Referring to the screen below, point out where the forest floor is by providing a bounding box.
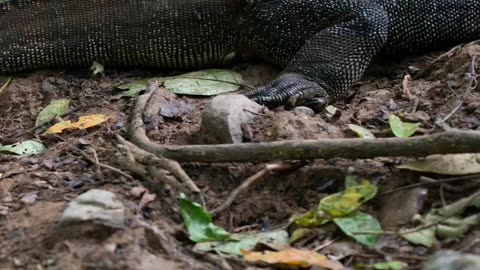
[1,42,479,270]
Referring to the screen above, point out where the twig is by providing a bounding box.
[351,230,398,236]
[314,238,338,252]
[436,100,464,129]
[354,253,426,261]
[439,184,447,207]
[0,76,13,95]
[413,43,465,79]
[399,219,446,235]
[210,162,293,216]
[89,147,104,181]
[381,174,480,196]
[64,139,135,181]
[402,74,414,100]
[436,54,477,129]
[130,129,480,162]
[468,54,479,91]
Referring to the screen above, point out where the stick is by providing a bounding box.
[130,129,480,163]
[210,162,292,216]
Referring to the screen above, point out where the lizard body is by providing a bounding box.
[1,0,479,109]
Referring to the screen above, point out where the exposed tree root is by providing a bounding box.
[116,134,201,199]
[126,82,480,163]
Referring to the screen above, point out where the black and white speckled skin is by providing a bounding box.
[243,0,480,108]
[1,0,480,108]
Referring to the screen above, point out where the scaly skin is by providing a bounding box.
[1,0,479,110]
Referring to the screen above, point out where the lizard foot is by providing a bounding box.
[244,73,329,113]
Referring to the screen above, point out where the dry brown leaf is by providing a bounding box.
[241,248,344,269]
[397,153,480,175]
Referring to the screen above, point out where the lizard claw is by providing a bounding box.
[244,73,329,113]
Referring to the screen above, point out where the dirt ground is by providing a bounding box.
[1,41,479,270]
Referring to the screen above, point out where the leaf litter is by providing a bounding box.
[0,43,480,270]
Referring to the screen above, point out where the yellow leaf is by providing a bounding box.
[294,181,377,227]
[242,248,344,269]
[72,114,109,129]
[44,114,109,134]
[44,120,73,134]
[320,182,377,217]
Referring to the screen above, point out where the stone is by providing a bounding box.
[422,251,480,270]
[198,94,263,144]
[59,189,125,228]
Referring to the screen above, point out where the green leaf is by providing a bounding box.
[0,140,47,155]
[388,115,420,138]
[400,190,480,247]
[436,214,480,239]
[324,105,338,116]
[178,194,231,243]
[400,227,436,247]
[115,79,149,98]
[116,69,243,98]
[35,99,70,127]
[373,261,408,270]
[348,124,375,139]
[163,69,243,95]
[334,212,382,247]
[194,230,288,256]
[289,228,311,244]
[90,61,104,76]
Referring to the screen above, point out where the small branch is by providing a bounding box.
[210,162,293,216]
[381,174,480,196]
[130,129,480,163]
[435,100,464,129]
[436,54,477,130]
[0,76,13,95]
[67,142,135,181]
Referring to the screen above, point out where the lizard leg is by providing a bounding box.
[247,2,389,111]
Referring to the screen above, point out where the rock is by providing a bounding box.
[198,94,263,144]
[20,192,38,205]
[59,189,125,228]
[422,251,480,270]
[293,106,315,117]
